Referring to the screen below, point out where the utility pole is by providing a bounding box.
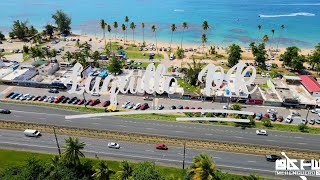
[53,127,61,156]
[83,91,87,108]
[305,107,310,120]
[182,142,186,170]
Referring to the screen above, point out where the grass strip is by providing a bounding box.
[0,120,318,160]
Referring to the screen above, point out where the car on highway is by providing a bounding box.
[309,118,315,125]
[265,155,281,162]
[24,129,41,137]
[122,101,130,108]
[155,143,168,150]
[256,130,268,136]
[267,109,277,114]
[48,88,59,93]
[0,109,11,114]
[140,103,149,110]
[107,142,120,149]
[133,103,141,110]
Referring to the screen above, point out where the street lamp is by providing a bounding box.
[182,142,186,170]
[305,107,310,120]
[53,127,61,156]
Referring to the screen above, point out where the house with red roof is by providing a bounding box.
[299,75,320,97]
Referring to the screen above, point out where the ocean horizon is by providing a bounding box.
[1,0,320,48]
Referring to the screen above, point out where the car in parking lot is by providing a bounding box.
[61,97,69,103]
[155,143,168,150]
[177,105,183,109]
[54,96,65,103]
[0,109,11,114]
[133,103,141,110]
[89,99,100,106]
[316,118,320,124]
[285,115,293,123]
[265,155,281,162]
[9,93,19,99]
[276,116,284,122]
[140,103,149,110]
[267,109,277,114]
[85,99,92,106]
[143,96,153,101]
[309,118,315,125]
[157,105,164,110]
[122,101,130,108]
[48,88,59,93]
[68,97,77,104]
[101,101,110,107]
[33,96,41,101]
[77,99,85,105]
[39,95,47,101]
[170,105,176,110]
[290,111,300,116]
[270,114,277,121]
[107,142,120,149]
[255,113,263,120]
[127,102,135,109]
[256,130,268,136]
[5,92,14,98]
[301,119,308,125]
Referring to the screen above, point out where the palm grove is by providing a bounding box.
[0,136,262,180]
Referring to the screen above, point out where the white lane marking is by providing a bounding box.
[65,120,72,122]
[297,143,307,145]
[145,150,154,152]
[248,161,256,163]
[174,130,184,133]
[12,110,65,117]
[205,133,213,136]
[91,123,100,125]
[118,125,127,128]
[234,136,243,139]
[146,127,155,130]
[39,117,46,120]
[294,137,303,139]
[266,140,276,142]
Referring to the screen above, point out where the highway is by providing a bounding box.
[1,103,320,152]
[0,129,294,179]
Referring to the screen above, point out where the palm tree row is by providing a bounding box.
[256,24,285,51]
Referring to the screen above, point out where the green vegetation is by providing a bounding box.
[121,113,183,121]
[0,31,5,40]
[52,10,72,34]
[227,44,243,66]
[177,78,201,94]
[280,46,306,71]
[108,57,123,75]
[9,20,38,40]
[249,42,267,66]
[258,83,268,88]
[308,43,320,74]
[183,59,204,86]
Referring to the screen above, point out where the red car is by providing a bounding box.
[54,95,65,103]
[184,106,190,109]
[155,144,168,150]
[263,113,270,118]
[140,103,149,110]
[191,107,195,109]
[77,99,85,105]
[89,99,100,106]
[101,101,111,107]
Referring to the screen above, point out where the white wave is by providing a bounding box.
[259,12,315,18]
[272,3,320,6]
[174,9,184,12]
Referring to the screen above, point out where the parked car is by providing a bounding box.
[68,97,77,104]
[263,113,270,118]
[39,95,47,101]
[256,130,268,136]
[184,106,190,110]
[311,108,320,113]
[107,142,120,149]
[85,99,92,106]
[77,99,85,105]
[0,109,11,114]
[27,95,34,101]
[290,112,300,116]
[143,96,153,101]
[265,155,281,162]
[33,96,41,101]
[133,103,141,110]
[48,89,59,93]
[92,92,100,96]
[127,102,135,109]
[255,113,263,120]
[72,99,80,104]
[15,94,23,100]
[170,105,176,110]
[5,92,14,98]
[316,118,320,124]
[140,103,149,110]
[61,97,70,103]
[285,115,293,123]
[157,105,164,110]
[270,114,277,121]
[276,116,284,122]
[177,105,183,109]
[309,118,315,125]
[267,109,277,114]
[101,101,110,107]
[54,96,65,103]
[9,93,19,99]
[122,101,130,108]
[155,144,168,150]
[89,99,100,106]
[301,119,308,125]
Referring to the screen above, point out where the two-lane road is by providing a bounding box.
[1,103,320,152]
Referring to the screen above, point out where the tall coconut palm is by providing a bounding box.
[121,24,126,45]
[270,29,275,50]
[202,20,209,32]
[113,21,118,41]
[107,25,112,52]
[188,153,216,180]
[63,51,73,62]
[130,22,136,45]
[257,25,262,43]
[100,19,106,46]
[181,22,188,48]
[170,24,177,49]
[92,161,115,180]
[117,160,133,180]
[201,34,207,54]
[262,34,269,44]
[62,137,85,165]
[124,16,129,42]
[141,22,145,44]
[151,25,159,56]
[276,25,285,51]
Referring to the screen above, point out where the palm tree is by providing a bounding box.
[202,20,209,32]
[92,161,115,180]
[170,24,177,49]
[117,160,133,180]
[121,24,126,45]
[100,19,106,46]
[125,16,129,42]
[262,34,269,44]
[201,34,207,54]
[107,25,112,52]
[113,21,118,41]
[188,153,216,180]
[62,137,85,165]
[276,25,285,51]
[151,25,159,56]
[130,22,136,45]
[141,22,145,44]
[181,22,188,48]
[0,52,6,60]
[63,51,73,62]
[270,29,275,50]
[257,25,262,43]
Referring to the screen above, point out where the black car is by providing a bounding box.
[85,99,92,106]
[68,97,77,104]
[39,95,47,101]
[61,97,70,103]
[5,92,14,98]
[0,109,11,114]
[48,89,59,93]
[72,99,80,104]
[170,105,176,110]
[177,105,183,109]
[266,155,281,162]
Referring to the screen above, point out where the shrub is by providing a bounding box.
[298,124,308,132]
[261,118,272,127]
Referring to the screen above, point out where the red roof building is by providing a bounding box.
[299,75,320,96]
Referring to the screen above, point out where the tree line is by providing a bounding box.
[0,137,262,180]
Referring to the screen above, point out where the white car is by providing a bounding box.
[256,129,268,136]
[133,103,141,110]
[267,109,277,114]
[301,119,308,125]
[266,73,270,78]
[285,115,293,123]
[126,102,135,109]
[223,105,228,110]
[108,142,120,149]
[261,72,266,77]
[290,112,300,116]
[92,92,100,96]
[121,101,130,108]
[20,94,30,100]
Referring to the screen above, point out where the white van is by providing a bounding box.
[169,53,175,60]
[24,129,41,137]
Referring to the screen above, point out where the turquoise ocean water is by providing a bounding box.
[1,0,320,48]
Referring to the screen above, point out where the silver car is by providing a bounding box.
[108,142,120,149]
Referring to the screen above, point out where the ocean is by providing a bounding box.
[1,0,320,48]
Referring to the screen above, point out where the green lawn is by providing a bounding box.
[177,78,201,94]
[121,113,183,121]
[126,50,163,59]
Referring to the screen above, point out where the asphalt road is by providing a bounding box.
[0,129,303,179]
[1,103,320,152]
